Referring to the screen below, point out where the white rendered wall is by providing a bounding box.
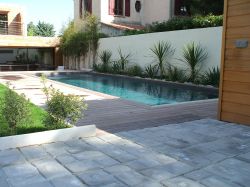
[97,27,223,71]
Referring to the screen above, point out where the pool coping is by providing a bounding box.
[90,71,219,93]
[32,70,218,93]
[25,71,119,100]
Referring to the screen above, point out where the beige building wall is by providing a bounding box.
[0,4,26,36]
[144,0,171,25]
[74,0,172,26]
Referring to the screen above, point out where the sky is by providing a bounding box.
[0,0,74,35]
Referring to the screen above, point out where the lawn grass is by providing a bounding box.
[0,84,48,137]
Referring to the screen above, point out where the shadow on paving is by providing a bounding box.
[0,119,250,187]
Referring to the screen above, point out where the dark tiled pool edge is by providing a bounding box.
[34,71,218,95]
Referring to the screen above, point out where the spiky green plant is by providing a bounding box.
[201,67,220,87]
[145,64,158,78]
[112,61,122,74]
[179,42,208,83]
[150,41,175,79]
[99,50,112,72]
[117,48,131,71]
[126,65,143,76]
[167,65,186,82]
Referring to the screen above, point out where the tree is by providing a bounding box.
[184,0,224,16]
[27,22,37,36]
[27,21,56,37]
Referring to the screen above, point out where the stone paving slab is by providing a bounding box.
[0,119,250,187]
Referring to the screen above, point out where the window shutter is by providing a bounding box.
[125,0,130,17]
[109,0,115,15]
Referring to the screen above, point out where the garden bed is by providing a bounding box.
[0,84,68,137]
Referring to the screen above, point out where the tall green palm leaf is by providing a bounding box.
[99,50,112,72]
[179,42,208,83]
[117,48,131,71]
[150,41,175,79]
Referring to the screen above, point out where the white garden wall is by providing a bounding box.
[97,27,223,72]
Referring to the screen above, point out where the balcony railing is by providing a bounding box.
[0,20,23,35]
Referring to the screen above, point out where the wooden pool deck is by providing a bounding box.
[78,98,218,133]
[0,72,218,133]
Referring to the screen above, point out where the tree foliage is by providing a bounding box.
[60,14,100,67]
[184,0,224,16]
[27,21,56,37]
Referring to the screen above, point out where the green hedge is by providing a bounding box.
[124,15,223,36]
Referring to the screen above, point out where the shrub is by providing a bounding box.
[116,48,132,72]
[93,63,101,72]
[60,14,100,69]
[144,64,158,78]
[111,61,122,74]
[41,76,87,129]
[126,65,143,76]
[150,41,175,79]
[124,29,147,36]
[149,15,223,33]
[98,50,113,73]
[1,84,31,130]
[201,67,220,87]
[166,65,186,82]
[124,15,223,36]
[179,42,208,83]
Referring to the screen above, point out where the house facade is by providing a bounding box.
[0,4,26,36]
[0,4,63,71]
[74,0,186,35]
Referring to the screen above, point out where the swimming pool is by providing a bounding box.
[49,73,218,106]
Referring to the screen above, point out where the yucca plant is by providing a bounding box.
[112,61,122,74]
[201,67,220,87]
[145,64,158,78]
[126,65,143,76]
[179,42,208,83]
[167,65,186,82]
[99,50,112,72]
[117,48,131,71]
[150,41,175,79]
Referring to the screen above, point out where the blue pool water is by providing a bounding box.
[49,73,218,106]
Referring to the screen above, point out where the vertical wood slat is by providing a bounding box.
[218,0,229,120]
[219,0,250,126]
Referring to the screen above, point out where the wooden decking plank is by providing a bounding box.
[77,99,218,132]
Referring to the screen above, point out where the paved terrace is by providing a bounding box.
[0,72,217,133]
[1,119,250,187]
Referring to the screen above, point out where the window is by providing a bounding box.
[174,0,190,16]
[0,14,8,35]
[109,0,130,17]
[79,0,92,18]
[84,0,92,14]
